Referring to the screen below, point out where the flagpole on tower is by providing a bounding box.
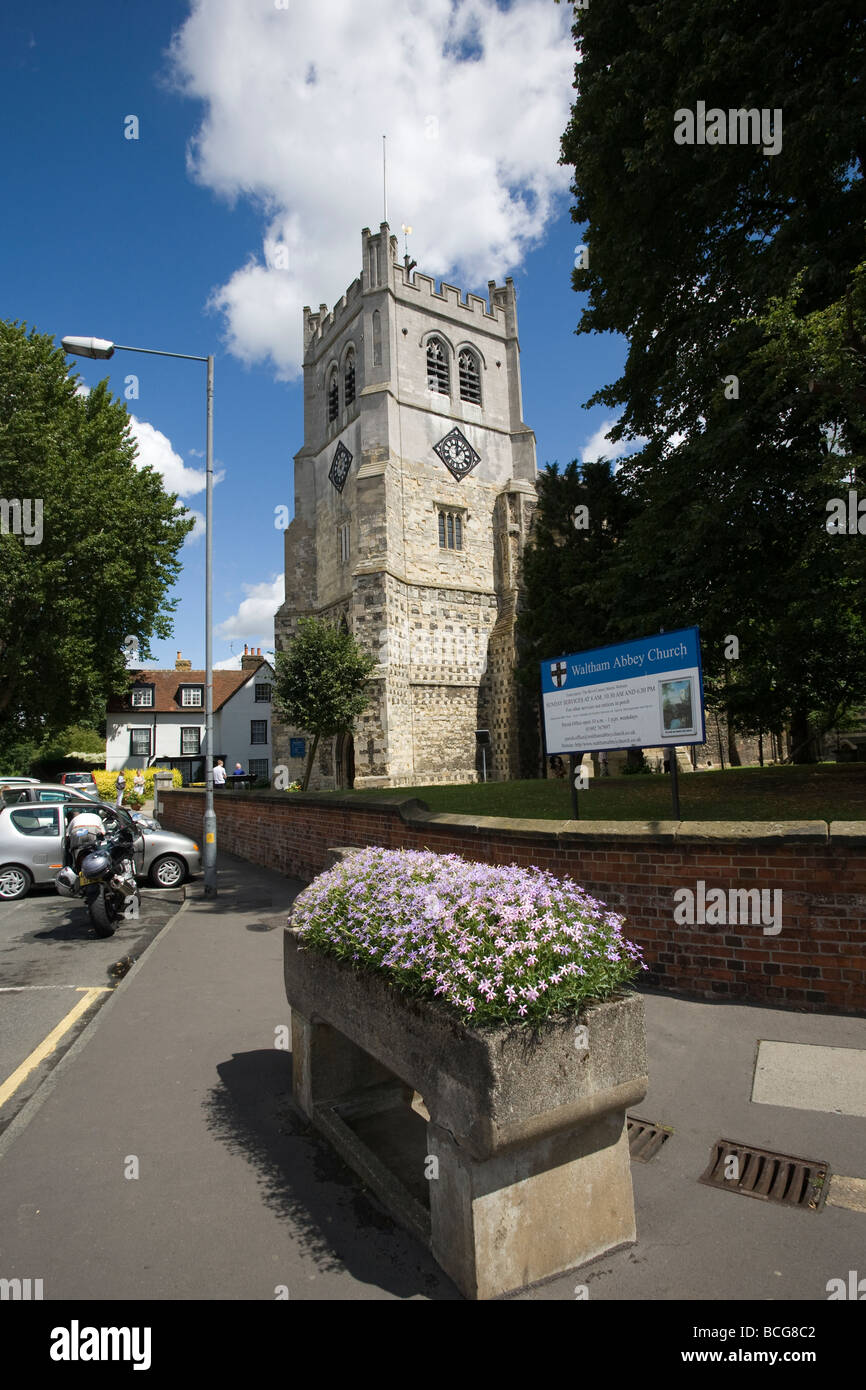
[382,135,387,223]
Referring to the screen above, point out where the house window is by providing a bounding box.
[327,368,339,423]
[181,686,203,707]
[458,348,482,404]
[131,686,153,707]
[344,347,356,407]
[130,728,151,757]
[251,719,268,745]
[427,337,449,393]
[437,508,463,550]
[254,683,272,703]
[180,727,201,755]
[248,758,269,781]
[339,520,350,564]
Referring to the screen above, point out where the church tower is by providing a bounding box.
[272,223,537,789]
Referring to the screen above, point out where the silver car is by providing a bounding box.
[0,782,100,806]
[0,801,202,901]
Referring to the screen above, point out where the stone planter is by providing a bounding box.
[284,924,649,1300]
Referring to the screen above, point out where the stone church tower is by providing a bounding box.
[272,223,537,789]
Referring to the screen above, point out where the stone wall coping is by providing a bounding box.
[161,788,861,847]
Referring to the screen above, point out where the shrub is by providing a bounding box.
[91,767,183,801]
[292,847,647,1029]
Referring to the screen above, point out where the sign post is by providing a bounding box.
[541,628,705,821]
[569,753,580,819]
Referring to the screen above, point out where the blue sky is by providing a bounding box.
[1,0,634,670]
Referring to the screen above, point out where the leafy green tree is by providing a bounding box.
[559,0,866,760]
[518,458,638,666]
[516,458,639,769]
[273,616,375,790]
[0,321,194,742]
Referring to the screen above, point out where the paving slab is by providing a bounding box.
[751,1041,866,1117]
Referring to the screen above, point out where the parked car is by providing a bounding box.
[0,801,201,901]
[0,782,100,805]
[0,776,39,786]
[59,771,99,791]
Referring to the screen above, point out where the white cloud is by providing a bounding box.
[128,416,209,496]
[217,574,284,644]
[126,417,224,544]
[166,0,575,379]
[581,419,648,466]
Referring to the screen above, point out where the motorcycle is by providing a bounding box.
[55,811,141,937]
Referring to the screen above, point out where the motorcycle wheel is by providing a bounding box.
[89,886,118,938]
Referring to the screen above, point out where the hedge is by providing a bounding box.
[92,767,183,804]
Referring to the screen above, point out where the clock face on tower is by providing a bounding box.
[328,441,353,493]
[433,427,480,481]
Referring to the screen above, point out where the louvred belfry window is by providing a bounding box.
[344,348,356,407]
[427,337,449,393]
[459,348,481,404]
[327,370,339,422]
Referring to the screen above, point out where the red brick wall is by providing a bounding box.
[162,791,866,1016]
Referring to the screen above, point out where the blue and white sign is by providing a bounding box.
[541,628,706,756]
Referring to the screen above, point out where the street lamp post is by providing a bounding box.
[61,336,218,895]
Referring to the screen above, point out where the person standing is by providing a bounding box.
[213,758,226,789]
[132,770,145,801]
[115,771,126,807]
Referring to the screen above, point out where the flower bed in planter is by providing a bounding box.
[284,847,650,1299]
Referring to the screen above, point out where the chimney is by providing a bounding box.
[241,643,265,672]
[175,650,192,671]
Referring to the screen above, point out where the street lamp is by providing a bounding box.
[61,335,218,896]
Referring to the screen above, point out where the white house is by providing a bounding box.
[105,647,275,784]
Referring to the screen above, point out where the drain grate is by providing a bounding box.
[627,1115,673,1162]
[699,1139,830,1210]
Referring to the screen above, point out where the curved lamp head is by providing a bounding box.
[61,337,115,360]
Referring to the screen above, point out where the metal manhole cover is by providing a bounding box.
[627,1115,673,1162]
[699,1139,830,1210]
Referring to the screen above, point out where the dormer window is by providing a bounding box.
[459,348,482,404]
[327,368,339,423]
[427,337,449,394]
[344,347,356,407]
[131,684,153,708]
[180,686,203,707]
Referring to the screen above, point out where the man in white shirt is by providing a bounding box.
[213,759,226,788]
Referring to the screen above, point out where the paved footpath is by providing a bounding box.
[0,850,863,1301]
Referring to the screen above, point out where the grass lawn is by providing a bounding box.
[314,762,866,822]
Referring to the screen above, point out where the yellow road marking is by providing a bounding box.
[0,987,111,1110]
[827,1175,866,1214]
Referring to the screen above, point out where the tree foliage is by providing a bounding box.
[272,616,375,790]
[559,0,866,759]
[0,321,194,743]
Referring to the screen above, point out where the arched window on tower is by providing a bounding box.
[344,347,356,407]
[458,348,482,404]
[327,368,339,423]
[427,337,449,394]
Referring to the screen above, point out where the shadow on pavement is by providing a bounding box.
[205,1047,459,1300]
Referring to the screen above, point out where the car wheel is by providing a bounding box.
[0,865,33,901]
[149,854,186,889]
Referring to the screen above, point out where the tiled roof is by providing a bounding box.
[106,666,273,715]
